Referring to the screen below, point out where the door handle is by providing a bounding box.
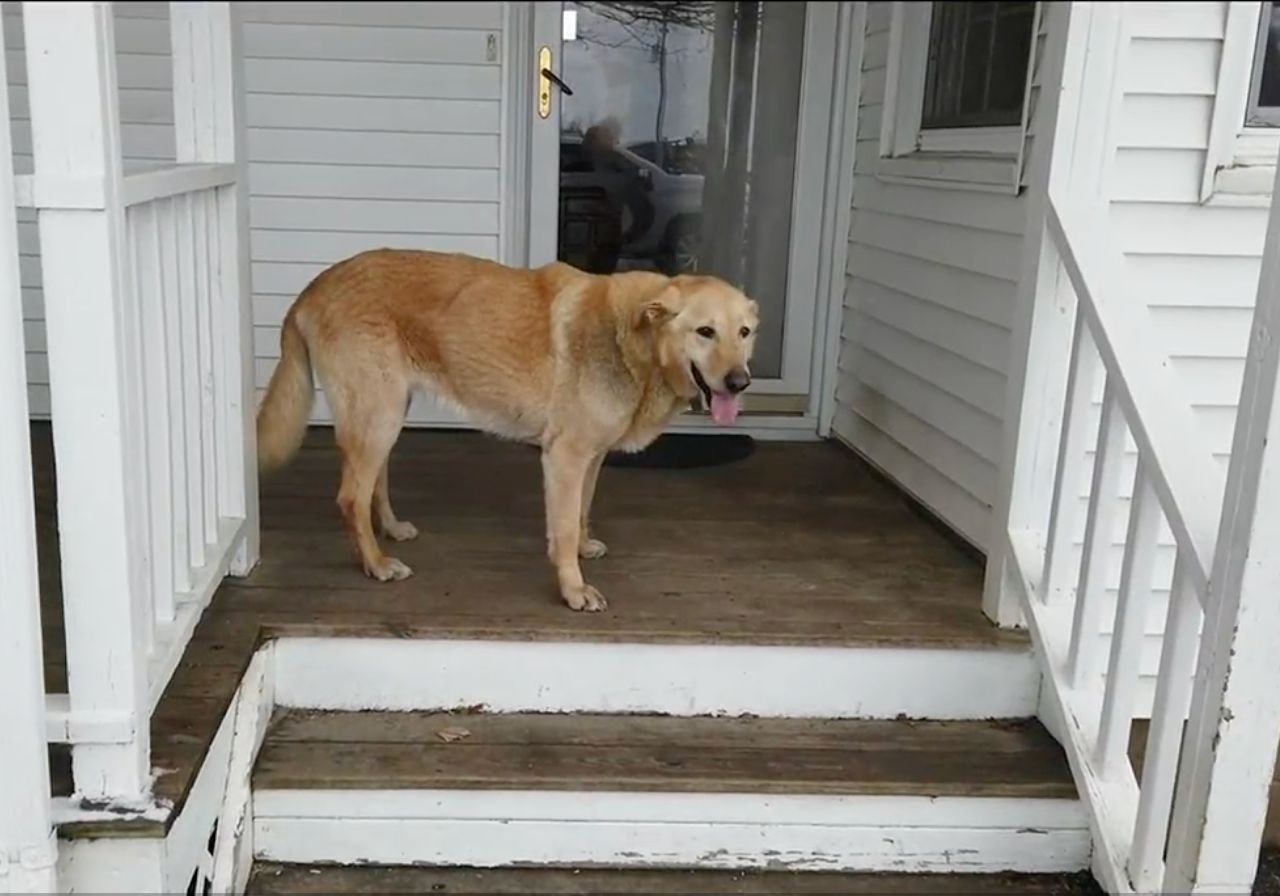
[541,67,573,96]
[537,46,573,119]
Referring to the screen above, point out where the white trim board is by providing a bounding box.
[272,637,1039,720]
[1203,2,1280,202]
[252,789,1090,874]
[816,1,866,438]
[55,645,276,896]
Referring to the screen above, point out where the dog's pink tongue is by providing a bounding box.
[709,391,741,425]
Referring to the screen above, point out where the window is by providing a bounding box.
[879,1,1038,191]
[1248,1,1280,127]
[921,2,1036,131]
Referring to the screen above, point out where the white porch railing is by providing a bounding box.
[993,5,1280,893]
[6,0,258,808]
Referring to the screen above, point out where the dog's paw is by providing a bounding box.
[579,537,608,559]
[367,557,413,582]
[383,520,419,543]
[563,583,607,612]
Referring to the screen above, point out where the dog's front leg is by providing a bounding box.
[542,439,606,612]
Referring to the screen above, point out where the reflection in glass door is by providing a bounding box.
[552,2,808,381]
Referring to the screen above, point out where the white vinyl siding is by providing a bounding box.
[1086,2,1265,707]
[832,1,1045,550]
[15,1,504,427]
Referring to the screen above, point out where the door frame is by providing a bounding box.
[501,1,856,437]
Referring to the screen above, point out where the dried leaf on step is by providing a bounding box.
[436,726,471,743]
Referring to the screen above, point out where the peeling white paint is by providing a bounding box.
[253,790,1091,874]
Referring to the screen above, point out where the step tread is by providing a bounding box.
[247,863,1104,894]
[253,710,1076,799]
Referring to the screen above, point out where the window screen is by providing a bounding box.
[921,2,1035,131]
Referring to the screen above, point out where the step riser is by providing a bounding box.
[252,790,1090,875]
[273,638,1039,719]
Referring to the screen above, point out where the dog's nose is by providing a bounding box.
[724,368,751,394]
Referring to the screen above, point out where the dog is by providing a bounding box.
[254,249,758,612]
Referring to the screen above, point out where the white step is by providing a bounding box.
[251,709,1089,874]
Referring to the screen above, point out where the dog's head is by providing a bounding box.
[638,275,759,425]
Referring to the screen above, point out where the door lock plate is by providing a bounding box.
[538,46,553,119]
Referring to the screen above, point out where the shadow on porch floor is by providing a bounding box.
[34,423,1017,835]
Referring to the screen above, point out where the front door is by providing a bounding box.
[527,1,837,414]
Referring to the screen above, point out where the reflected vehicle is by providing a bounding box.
[557,133,705,275]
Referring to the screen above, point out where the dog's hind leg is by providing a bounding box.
[375,459,418,542]
[578,450,608,559]
[333,390,412,582]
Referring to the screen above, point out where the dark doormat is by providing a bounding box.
[605,433,756,469]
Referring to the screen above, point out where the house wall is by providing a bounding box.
[834,1,1263,701]
[1088,1,1262,689]
[14,1,504,427]
[830,2,1045,549]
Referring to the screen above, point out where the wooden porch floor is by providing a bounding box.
[33,422,1016,833]
[35,422,1017,656]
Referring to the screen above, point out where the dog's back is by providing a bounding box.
[257,249,592,472]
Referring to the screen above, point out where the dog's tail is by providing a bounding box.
[256,306,314,475]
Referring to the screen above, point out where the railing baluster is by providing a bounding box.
[1043,309,1099,604]
[176,192,206,571]
[140,200,176,622]
[159,196,192,593]
[1129,557,1201,891]
[193,189,218,549]
[208,183,230,519]
[124,207,154,659]
[1067,381,1126,687]
[1096,459,1161,773]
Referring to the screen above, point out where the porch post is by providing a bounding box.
[982,1,1122,626]
[1162,158,1280,895]
[0,7,56,888]
[171,1,259,574]
[23,1,151,799]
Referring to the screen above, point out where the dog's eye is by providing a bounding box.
[696,326,716,339]
[739,327,751,338]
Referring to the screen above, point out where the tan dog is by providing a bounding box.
[255,249,759,611]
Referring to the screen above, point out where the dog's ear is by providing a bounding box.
[638,284,682,328]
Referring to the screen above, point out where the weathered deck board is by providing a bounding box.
[246,862,1105,894]
[253,709,1077,799]
[230,427,1014,648]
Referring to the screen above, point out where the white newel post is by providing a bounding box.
[23,2,151,799]
[1162,160,1280,894]
[0,7,57,889]
[172,1,259,575]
